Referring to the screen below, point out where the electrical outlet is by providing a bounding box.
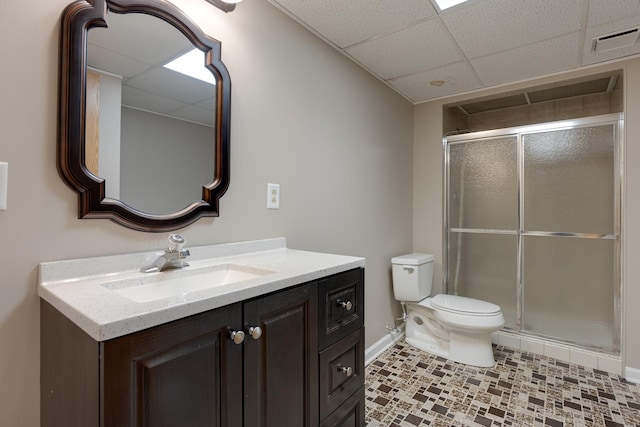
[267,183,280,209]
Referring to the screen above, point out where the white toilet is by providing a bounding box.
[391,253,505,367]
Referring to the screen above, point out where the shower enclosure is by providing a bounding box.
[444,114,622,354]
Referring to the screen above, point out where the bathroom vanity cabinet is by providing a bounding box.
[41,267,365,427]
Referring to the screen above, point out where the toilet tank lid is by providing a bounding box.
[392,253,434,265]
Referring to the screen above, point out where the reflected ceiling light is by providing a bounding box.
[164,49,216,85]
[205,0,241,13]
[433,0,469,11]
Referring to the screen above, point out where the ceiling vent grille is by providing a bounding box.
[592,27,639,53]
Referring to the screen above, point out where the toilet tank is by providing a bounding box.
[391,253,434,302]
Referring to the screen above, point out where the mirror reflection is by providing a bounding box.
[86,11,216,215]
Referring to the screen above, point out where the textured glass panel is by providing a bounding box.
[448,232,518,329]
[449,136,518,230]
[523,125,615,234]
[523,235,615,351]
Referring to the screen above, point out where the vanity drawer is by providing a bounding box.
[319,268,364,348]
[319,387,365,427]
[319,328,364,421]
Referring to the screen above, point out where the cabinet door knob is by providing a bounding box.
[337,300,353,311]
[338,365,353,377]
[229,330,245,344]
[247,326,262,340]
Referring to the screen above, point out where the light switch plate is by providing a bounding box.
[267,183,280,209]
[0,162,7,210]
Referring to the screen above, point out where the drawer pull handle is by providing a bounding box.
[228,330,245,345]
[338,365,353,377]
[337,300,353,311]
[247,326,262,340]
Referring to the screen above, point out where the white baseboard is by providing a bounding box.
[625,366,640,384]
[365,328,405,366]
[365,328,640,384]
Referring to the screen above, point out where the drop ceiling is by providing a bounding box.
[266,0,640,104]
[88,12,216,127]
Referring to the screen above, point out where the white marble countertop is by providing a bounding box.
[38,238,365,341]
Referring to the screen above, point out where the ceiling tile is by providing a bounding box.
[586,0,640,27]
[264,0,640,103]
[88,44,149,78]
[126,68,216,105]
[89,12,192,66]
[169,104,216,127]
[268,0,436,48]
[195,97,216,113]
[389,61,482,103]
[470,32,582,87]
[345,19,462,80]
[441,0,585,58]
[121,86,187,114]
[582,15,640,66]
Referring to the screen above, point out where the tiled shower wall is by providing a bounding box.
[444,89,623,134]
[492,331,622,375]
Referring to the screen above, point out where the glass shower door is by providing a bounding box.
[447,136,519,329]
[444,114,621,353]
[521,124,618,351]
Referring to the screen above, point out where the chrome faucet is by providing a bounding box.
[141,234,191,273]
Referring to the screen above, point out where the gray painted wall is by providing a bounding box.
[0,0,413,424]
[96,70,122,200]
[119,107,214,214]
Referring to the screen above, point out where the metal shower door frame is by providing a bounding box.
[442,113,623,354]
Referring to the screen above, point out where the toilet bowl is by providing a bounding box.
[392,254,504,367]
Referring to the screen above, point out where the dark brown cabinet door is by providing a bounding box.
[243,283,319,427]
[101,303,243,427]
[319,389,365,427]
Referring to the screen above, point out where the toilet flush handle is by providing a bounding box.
[403,266,415,273]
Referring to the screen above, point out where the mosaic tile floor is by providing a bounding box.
[365,341,640,427]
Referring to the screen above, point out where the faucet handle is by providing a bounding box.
[167,234,186,251]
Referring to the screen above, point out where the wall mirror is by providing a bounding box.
[59,0,231,232]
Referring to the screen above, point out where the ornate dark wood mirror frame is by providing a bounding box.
[59,0,231,232]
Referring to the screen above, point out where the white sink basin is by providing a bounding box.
[101,264,275,303]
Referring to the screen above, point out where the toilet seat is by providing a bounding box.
[429,294,501,317]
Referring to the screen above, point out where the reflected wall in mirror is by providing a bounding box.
[59,0,231,231]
